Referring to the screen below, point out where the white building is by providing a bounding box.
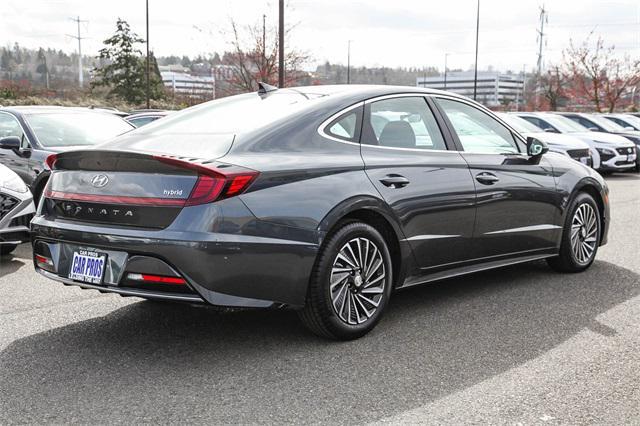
[160,70,215,99]
[417,71,524,107]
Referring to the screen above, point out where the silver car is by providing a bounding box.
[516,112,637,173]
[0,164,35,255]
[499,113,593,167]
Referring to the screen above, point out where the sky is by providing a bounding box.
[1,0,639,73]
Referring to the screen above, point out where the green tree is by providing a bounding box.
[92,18,164,104]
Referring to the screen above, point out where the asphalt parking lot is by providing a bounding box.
[1,173,639,424]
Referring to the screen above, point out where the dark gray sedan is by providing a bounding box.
[32,85,609,340]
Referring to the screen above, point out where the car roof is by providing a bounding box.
[0,105,122,115]
[288,84,464,99]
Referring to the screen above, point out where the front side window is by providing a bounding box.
[0,113,24,139]
[437,99,519,154]
[362,97,446,150]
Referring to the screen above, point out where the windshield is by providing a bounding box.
[26,112,133,147]
[498,114,543,133]
[585,114,627,132]
[540,115,589,133]
[136,91,321,135]
[618,115,640,130]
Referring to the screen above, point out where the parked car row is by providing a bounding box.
[513,111,638,173]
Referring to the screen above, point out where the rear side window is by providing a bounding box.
[437,99,519,154]
[362,97,447,150]
[325,108,362,142]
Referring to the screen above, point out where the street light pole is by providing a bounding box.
[278,0,284,87]
[262,14,266,79]
[347,40,351,84]
[473,0,480,100]
[145,0,150,109]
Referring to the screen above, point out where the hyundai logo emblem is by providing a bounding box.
[91,174,109,188]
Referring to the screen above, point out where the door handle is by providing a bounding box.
[475,172,500,185]
[379,175,410,188]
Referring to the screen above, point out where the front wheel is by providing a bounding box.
[547,192,601,273]
[298,222,393,340]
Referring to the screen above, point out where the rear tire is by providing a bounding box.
[0,244,17,256]
[547,192,600,273]
[298,221,393,340]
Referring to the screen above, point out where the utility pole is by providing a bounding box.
[145,0,150,109]
[262,14,266,79]
[473,0,480,100]
[278,0,284,87]
[347,40,352,84]
[68,16,87,88]
[444,53,449,90]
[536,5,547,77]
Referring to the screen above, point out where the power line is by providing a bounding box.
[67,16,87,88]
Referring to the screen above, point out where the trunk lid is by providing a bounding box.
[43,149,257,229]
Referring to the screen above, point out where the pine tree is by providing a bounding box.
[92,18,164,104]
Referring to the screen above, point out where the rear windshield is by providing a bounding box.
[26,112,133,147]
[135,91,320,136]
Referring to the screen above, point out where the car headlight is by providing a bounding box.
[1,173,29,193]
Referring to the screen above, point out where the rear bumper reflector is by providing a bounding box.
[126,273,186,285]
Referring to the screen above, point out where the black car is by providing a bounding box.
[31,85,610,340]
[0,106,134,204]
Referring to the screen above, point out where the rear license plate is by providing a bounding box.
[68,250,107,284]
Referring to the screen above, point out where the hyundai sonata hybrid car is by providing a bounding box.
[31,85,610,340]
[517,112,636,173]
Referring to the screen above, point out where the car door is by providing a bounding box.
[0,112,34,185]
[359,95,477,271]
[434,97,560,259]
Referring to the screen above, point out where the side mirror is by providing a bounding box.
[587,127,599,132]
[526,136,549,157]
[0,136,20,150]
[624,126,635,131]
[543,127,558,133]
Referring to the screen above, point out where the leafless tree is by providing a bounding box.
[564,34,640,112]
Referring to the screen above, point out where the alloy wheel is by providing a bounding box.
[571,203,598,264]
[330,237,386,325]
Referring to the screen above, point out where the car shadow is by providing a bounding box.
[604,172,640,180]
[1,260,638,423]
[0,245,28,278]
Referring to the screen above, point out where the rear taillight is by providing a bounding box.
[35,254,55,272]
[153,156,258,206]
[45,154,58,170]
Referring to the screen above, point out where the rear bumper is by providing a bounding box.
[37,268,205,303]
[31,216,319,308]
